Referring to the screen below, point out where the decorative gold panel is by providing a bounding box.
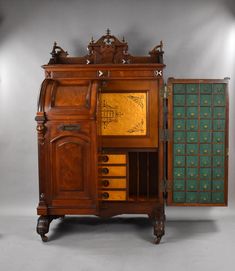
[100,92,147,136]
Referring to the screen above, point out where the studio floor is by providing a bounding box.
[0,215,235,271]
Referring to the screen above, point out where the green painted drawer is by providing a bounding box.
[200,144,211,155]
[187,107,198,118]
[186,95,198,106]
[213,132,225,143]
[199,192,211,203]
[213,168,224,179]
[186,144,198,155]
[174,95,185,106]
[174,107,185,118]
[187,168,198,179]
[213,84,225,94]
[173,84,185,94]
[186,192,198,203]
[187,156,198,167]
[213,107,225,119]
[186,120,198,131]
[213,94,225,106]
[186,84,198,93]
[200,156,211,167]
[187,132,198,143]
[200,120,211,131]
[213,144,224,155]
[213,156,224,167]
[174,168,185,179]
[174,180,185,191]
[174,144,185,155]
[200,180,211,191]
[174,156,185,167]
[173,192,185,203]
[200,107,212,118]
[200,83,212,94]
[212,180,224,191]
[200,168,211,179]
[174,132,185,143]
[200,132,212,143]
[187,180,198,191]
[200,94,212,106]
[174,119,185,130]
[212,192,224,203]
[213,120,225,130]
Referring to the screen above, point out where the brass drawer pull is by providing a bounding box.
[101,155,109,162]
[101,168,109,174]
[58,124,81,131]
[102,180,110,187]
[102,192,109,199]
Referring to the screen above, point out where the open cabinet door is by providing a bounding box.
[166,78,229,206]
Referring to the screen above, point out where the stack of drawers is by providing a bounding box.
[172,83,227,204]
[98,153,128,201]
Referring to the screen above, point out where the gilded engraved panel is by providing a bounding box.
[100,92,147,136]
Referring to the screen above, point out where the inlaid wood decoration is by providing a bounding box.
[100,92,147,136]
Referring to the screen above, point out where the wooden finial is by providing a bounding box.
[106,28,111,35]
[122,36,126,43]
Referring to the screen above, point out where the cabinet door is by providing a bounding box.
[49,121,98,210]
[167,79,229,206]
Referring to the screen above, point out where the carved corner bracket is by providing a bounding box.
[35,113,47,145]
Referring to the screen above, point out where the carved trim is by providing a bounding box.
[49,42,68,64]
[35,113,47,145]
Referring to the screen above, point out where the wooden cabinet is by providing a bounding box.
[35,30,229,243]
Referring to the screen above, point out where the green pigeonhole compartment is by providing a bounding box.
[174,119,185,130]
[200,156,211,167]
[174,94,185,106]
[186,107,198,118]
[200,144,211,155]
[200,180,211,191]
[200,83,212,94]
[200,168,211,179]
[200,132,212,143]
[187,180,198,191]
[173,180,185,191]
[186,95,198,106]
[174,131,185,143]
[187,156,198,167]
[174,156,185,167]
[200,94,212,106]
[174,144,185,155]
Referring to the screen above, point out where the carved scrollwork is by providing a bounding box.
[35,114,47,145]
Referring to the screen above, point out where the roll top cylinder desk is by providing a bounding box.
[35,30,229,243]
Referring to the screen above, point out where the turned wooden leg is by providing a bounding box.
[149,206,165,244]
[36,215,53,242]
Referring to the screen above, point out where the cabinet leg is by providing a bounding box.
[36,215,53,242]
[149,206,165,244]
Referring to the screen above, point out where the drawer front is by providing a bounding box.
[187,180,198,191]
[200,132,212,143]
[200,156,211,167]
[99,166,127,177]
[200,94,212,106]
[174,107,185,118]
[174,95,185,106]
[174,156,185,167]
[99,154,126,164]
[101,178,127,189]
[101,190,126,201]
[186,156,198,167]
[174,180,185,191]
[213,107,225,119]
[200,83,212,94]
[187,107,198,118]
[186,132,198,143]
[200,107,212,118]
[186,83,199,93]
[174,131,185,143]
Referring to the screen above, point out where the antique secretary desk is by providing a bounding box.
[35,30,229,244]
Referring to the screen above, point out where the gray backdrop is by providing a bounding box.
[0,0,234,219]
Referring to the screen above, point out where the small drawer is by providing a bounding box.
[213,132,225,143]
[187,156,198,167]
[99,166,126,177]
[174,168,185,179]
[213,94,225,106]
[212,180,224,191]
[200,107,212,118]
[200,180,211,191]
[101,178,127,189]
[213,156,224,167]
[99,154,126,164]
[186,132,198,143]
[173,192,185,203]
[213,84,225,94]
[174,144,185,155]
[200,132,212,143]
[200,144,211,155]
[174,180,185,191]
[186,144,198,155]
[186,192,198,203]
[174,132,185,143]
[213,120,225,131]
[213,144,224,155]
[101,190,126,201]
[186,120,198,131]
[200,94,211,106]
[186,107,198,118]
[174,156,185,167]
[186,168,198,179]
[200,83,212,94]
[199,192,211,203]
[200,168,211,179]
[186,84,198,93]
[187,180,198,191]
[173,84,185,94]
[200,120,211,131]
[174,95,185,106]
[212,192,224,203]
[213,107,225,119]
[174,119,185,130]
[200,156,211,167]
[213,168,224,179]
[174,107,185,118]
[186,95,198,106]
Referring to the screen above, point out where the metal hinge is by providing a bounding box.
[160,84,171,98]
[161,179,172,199]
[160,129,171,141]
